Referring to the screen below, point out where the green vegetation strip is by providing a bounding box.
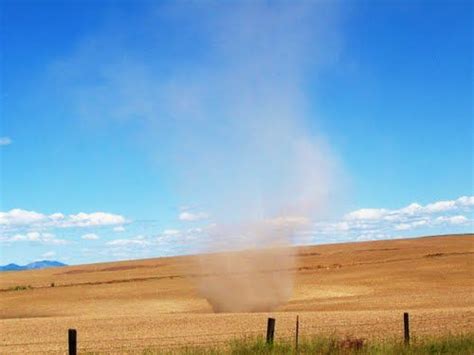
[138,333,474,355]
[7,285,33,291]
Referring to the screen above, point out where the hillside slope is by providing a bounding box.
[0,234,472,353]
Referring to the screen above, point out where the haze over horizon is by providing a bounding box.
[1,0,472,265]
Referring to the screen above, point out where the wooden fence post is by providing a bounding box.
[403,312,410,345]
[68,329,77,355]
[266,318,275,344]
[295,315,299,351]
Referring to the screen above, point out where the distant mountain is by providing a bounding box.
[0,260,67,272]
[0,263,24,271]
[24,260,67,270]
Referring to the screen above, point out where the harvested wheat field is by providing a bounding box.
[1,234,473,354]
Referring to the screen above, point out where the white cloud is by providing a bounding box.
[81,233,99,240]
[1,232,68,245]
[163,229,180,236]
[0,136,12,146]
[64,212,126,227]
[113,225,125,232]
[303,195,474,244]
[435,215,468,225]
[154,226,207,246]
[0,209,46,226]
[50,213,65,220]
[394,219,429,231]
[344,196,474,222]
[345,208,387,221]
[178,211,209,222]
[457,196,474,207]
[400,203,423,215]
[412,220,428,227]
[0,209,126,231]
[425,200,456,213]
[395,223,411,231]
[107,239,141,246]
[106,235,150,247]
[42,251,56,258]
[449,215,469,225]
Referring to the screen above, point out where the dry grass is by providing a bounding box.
[0,234,473,354]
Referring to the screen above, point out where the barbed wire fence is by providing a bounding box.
[2,312,472,354]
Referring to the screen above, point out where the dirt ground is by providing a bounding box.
[1,234,473,353]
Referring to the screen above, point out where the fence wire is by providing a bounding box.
[2,312,472,353]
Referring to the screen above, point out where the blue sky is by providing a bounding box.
[1,0,472,265]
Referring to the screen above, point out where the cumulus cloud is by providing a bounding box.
[106,235,150,247]
[435,215,468,225]
[81,233,99,240]
[344,196,473,222]
[42,251,56,258]
[425,200,456,213]
[113,225,125,232]
[0,136,12,146]
[178,211,209,222]
[0,209,126,231]
[63,212,126,227]
[0,209,45,226]
[455,196,474,207]
[303,195,473,243]
[1,232,68,245]
[345,208,388,221]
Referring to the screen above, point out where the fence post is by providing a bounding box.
[266,317,275,344]
[68,329,77,355]
[295,315,299,351]
[403,312,410,345]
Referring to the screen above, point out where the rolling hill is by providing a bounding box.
[0,234,472,353]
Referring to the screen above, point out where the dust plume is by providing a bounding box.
[198,220,301,312]
[53,1,343,312]
[170,2,343,312]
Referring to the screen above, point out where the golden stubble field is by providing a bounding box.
[1,234,473,354]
